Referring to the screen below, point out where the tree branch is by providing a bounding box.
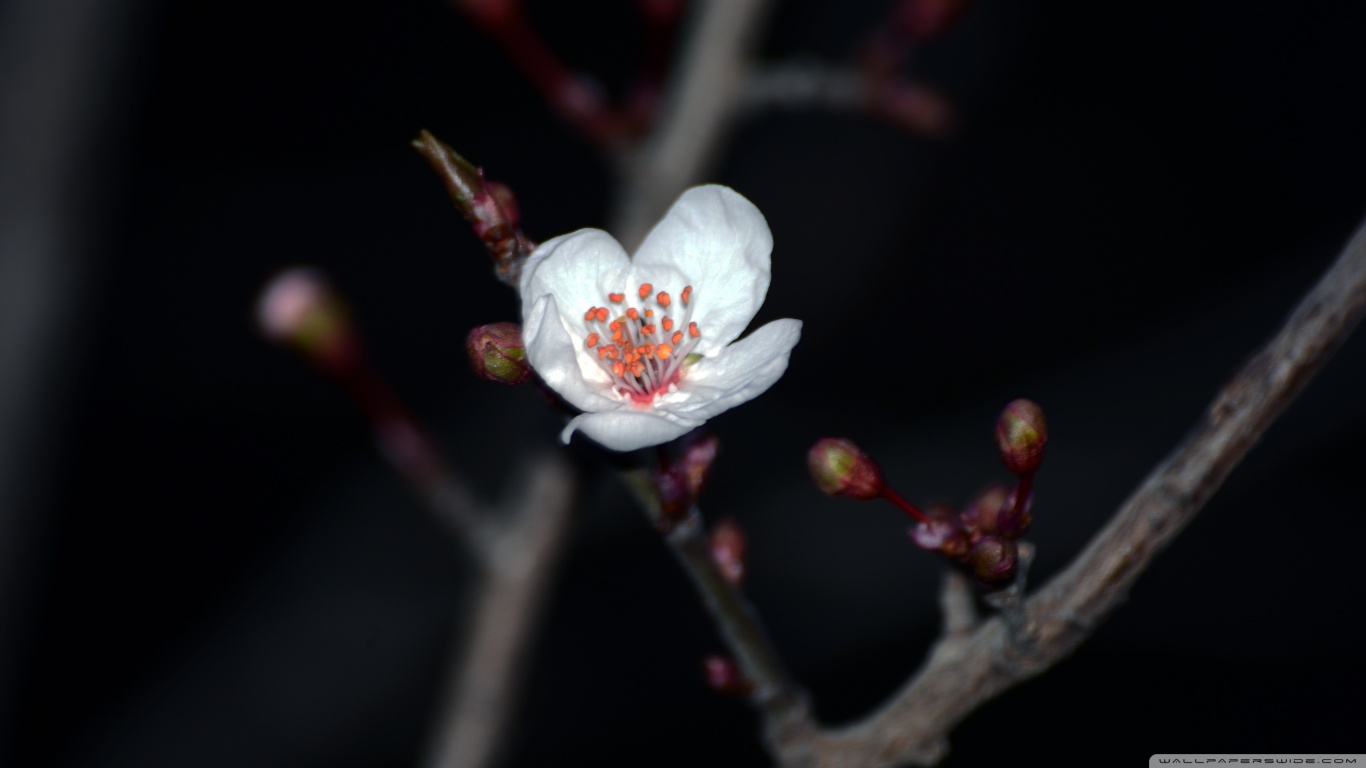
[766,217,1366,767]
[608,0,779,250]
[423,452,577,768]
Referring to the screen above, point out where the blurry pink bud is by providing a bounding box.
[807,438,885,500]
[910,506,970,558]
[877,80,955,137]
[679,432,721,499]
[995,399,1047,475]
[455,0,522,28]
[465,322,532,385]
[702,655,752,697]
[710,518,747,587]
[636,0,688,25]
[895,0,969,41]
[967,535,1018,589]
[654,467,691,526]
[959,484,1007,537]
[256,268,356,370]
[995,483,1034,540]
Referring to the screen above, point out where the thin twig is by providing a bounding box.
[609,0,779,250]
[763,218,1366,767]
[424,452,577,768]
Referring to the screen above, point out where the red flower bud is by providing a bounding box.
[710,518,747,587]
[967,535,1018,589]
[465,322,531,385]
[995,399,1047,475]
[807,438,885,500]
[702,655,751,697]
[679,432,720,499]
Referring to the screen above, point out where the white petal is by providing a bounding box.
[561,407,703,452]
[523,294,618,413]
[519,228,631,321]
[631,185,772,355]
[666,318,801,421]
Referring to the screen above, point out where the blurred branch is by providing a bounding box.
[761,217,1366,766]
[609,0,779,250]
[424,452,576,768]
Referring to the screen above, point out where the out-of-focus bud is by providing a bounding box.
[967,535,1018,589]
[465,322,532,385]
[995,399,1047,475]
[959,484,1007,538]
[709,518,747,587]
[807,438,885,500]
[454,0,522,29]
[679,432,720,499]
[256,268,357,371]
[909,505,970,558]
[702,655,752,697]
[654,467,691,526]
[994,483,1033,540]
[876,80,955,138]
[636,0,688,25]
[895,0,969,41]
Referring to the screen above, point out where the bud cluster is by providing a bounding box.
[806,398,1047,591]
[649,432,722,532]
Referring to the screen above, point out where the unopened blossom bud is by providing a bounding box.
[466,322,531,385]
[967,535,1018,589]
[995,399,1047,475]
[679,432,721,499]
[710,518,747,587]
[654,467,691,525]
[702,655,752,697]
[909,506,970,558]
[895,0,969,41]
[959,484,1007,538]
[808,438,885,500]
[995,484,1033,540]
[256,268,356,371]
[454,0,522,28]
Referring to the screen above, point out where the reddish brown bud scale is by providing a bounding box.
[967,535,1018,589]
[710,518,747,587]
[653,467,691,528]
[679,432,720,498]
[466,322,532,385]
[808,438,885,499]
[995,399,1047,475]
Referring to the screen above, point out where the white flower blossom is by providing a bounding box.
[519,185,802,452]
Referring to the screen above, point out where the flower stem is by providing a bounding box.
[880,485,927,523]
[620,468,809,723]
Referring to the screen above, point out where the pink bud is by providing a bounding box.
[710,518,746,587]
[465,322,531,385]
[995,399,1047,475]
[702,655,751,697]
[256,268,356,370]
[807,438,885,500]
[654,467,691,526]
[679,432,720,499]
[909,506,970,558]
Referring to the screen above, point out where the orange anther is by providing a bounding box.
[612,329,625,343]
[656,344,673,359]
[688,322,700,338]
[626,308,640,321]
[585,333,600,348]
[681,286,693,304]
[662,317,674,332]
[638,283,653,299]
[612,360,625,377]
[645,309,654,318]
[641,324,656,336]
[608,292,625,303]
[638,344,654,358]
[631,362,644,377]
[598,346,612,359]
[672,331,684,345]
[584,307,597,322]
[595,307,609,322]
[657,291,671,307]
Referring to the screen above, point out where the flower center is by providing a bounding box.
[581,282,703,403]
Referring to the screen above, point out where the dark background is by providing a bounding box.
[5,0,1366,765]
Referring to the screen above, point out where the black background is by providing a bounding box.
[8,0,1366,765]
